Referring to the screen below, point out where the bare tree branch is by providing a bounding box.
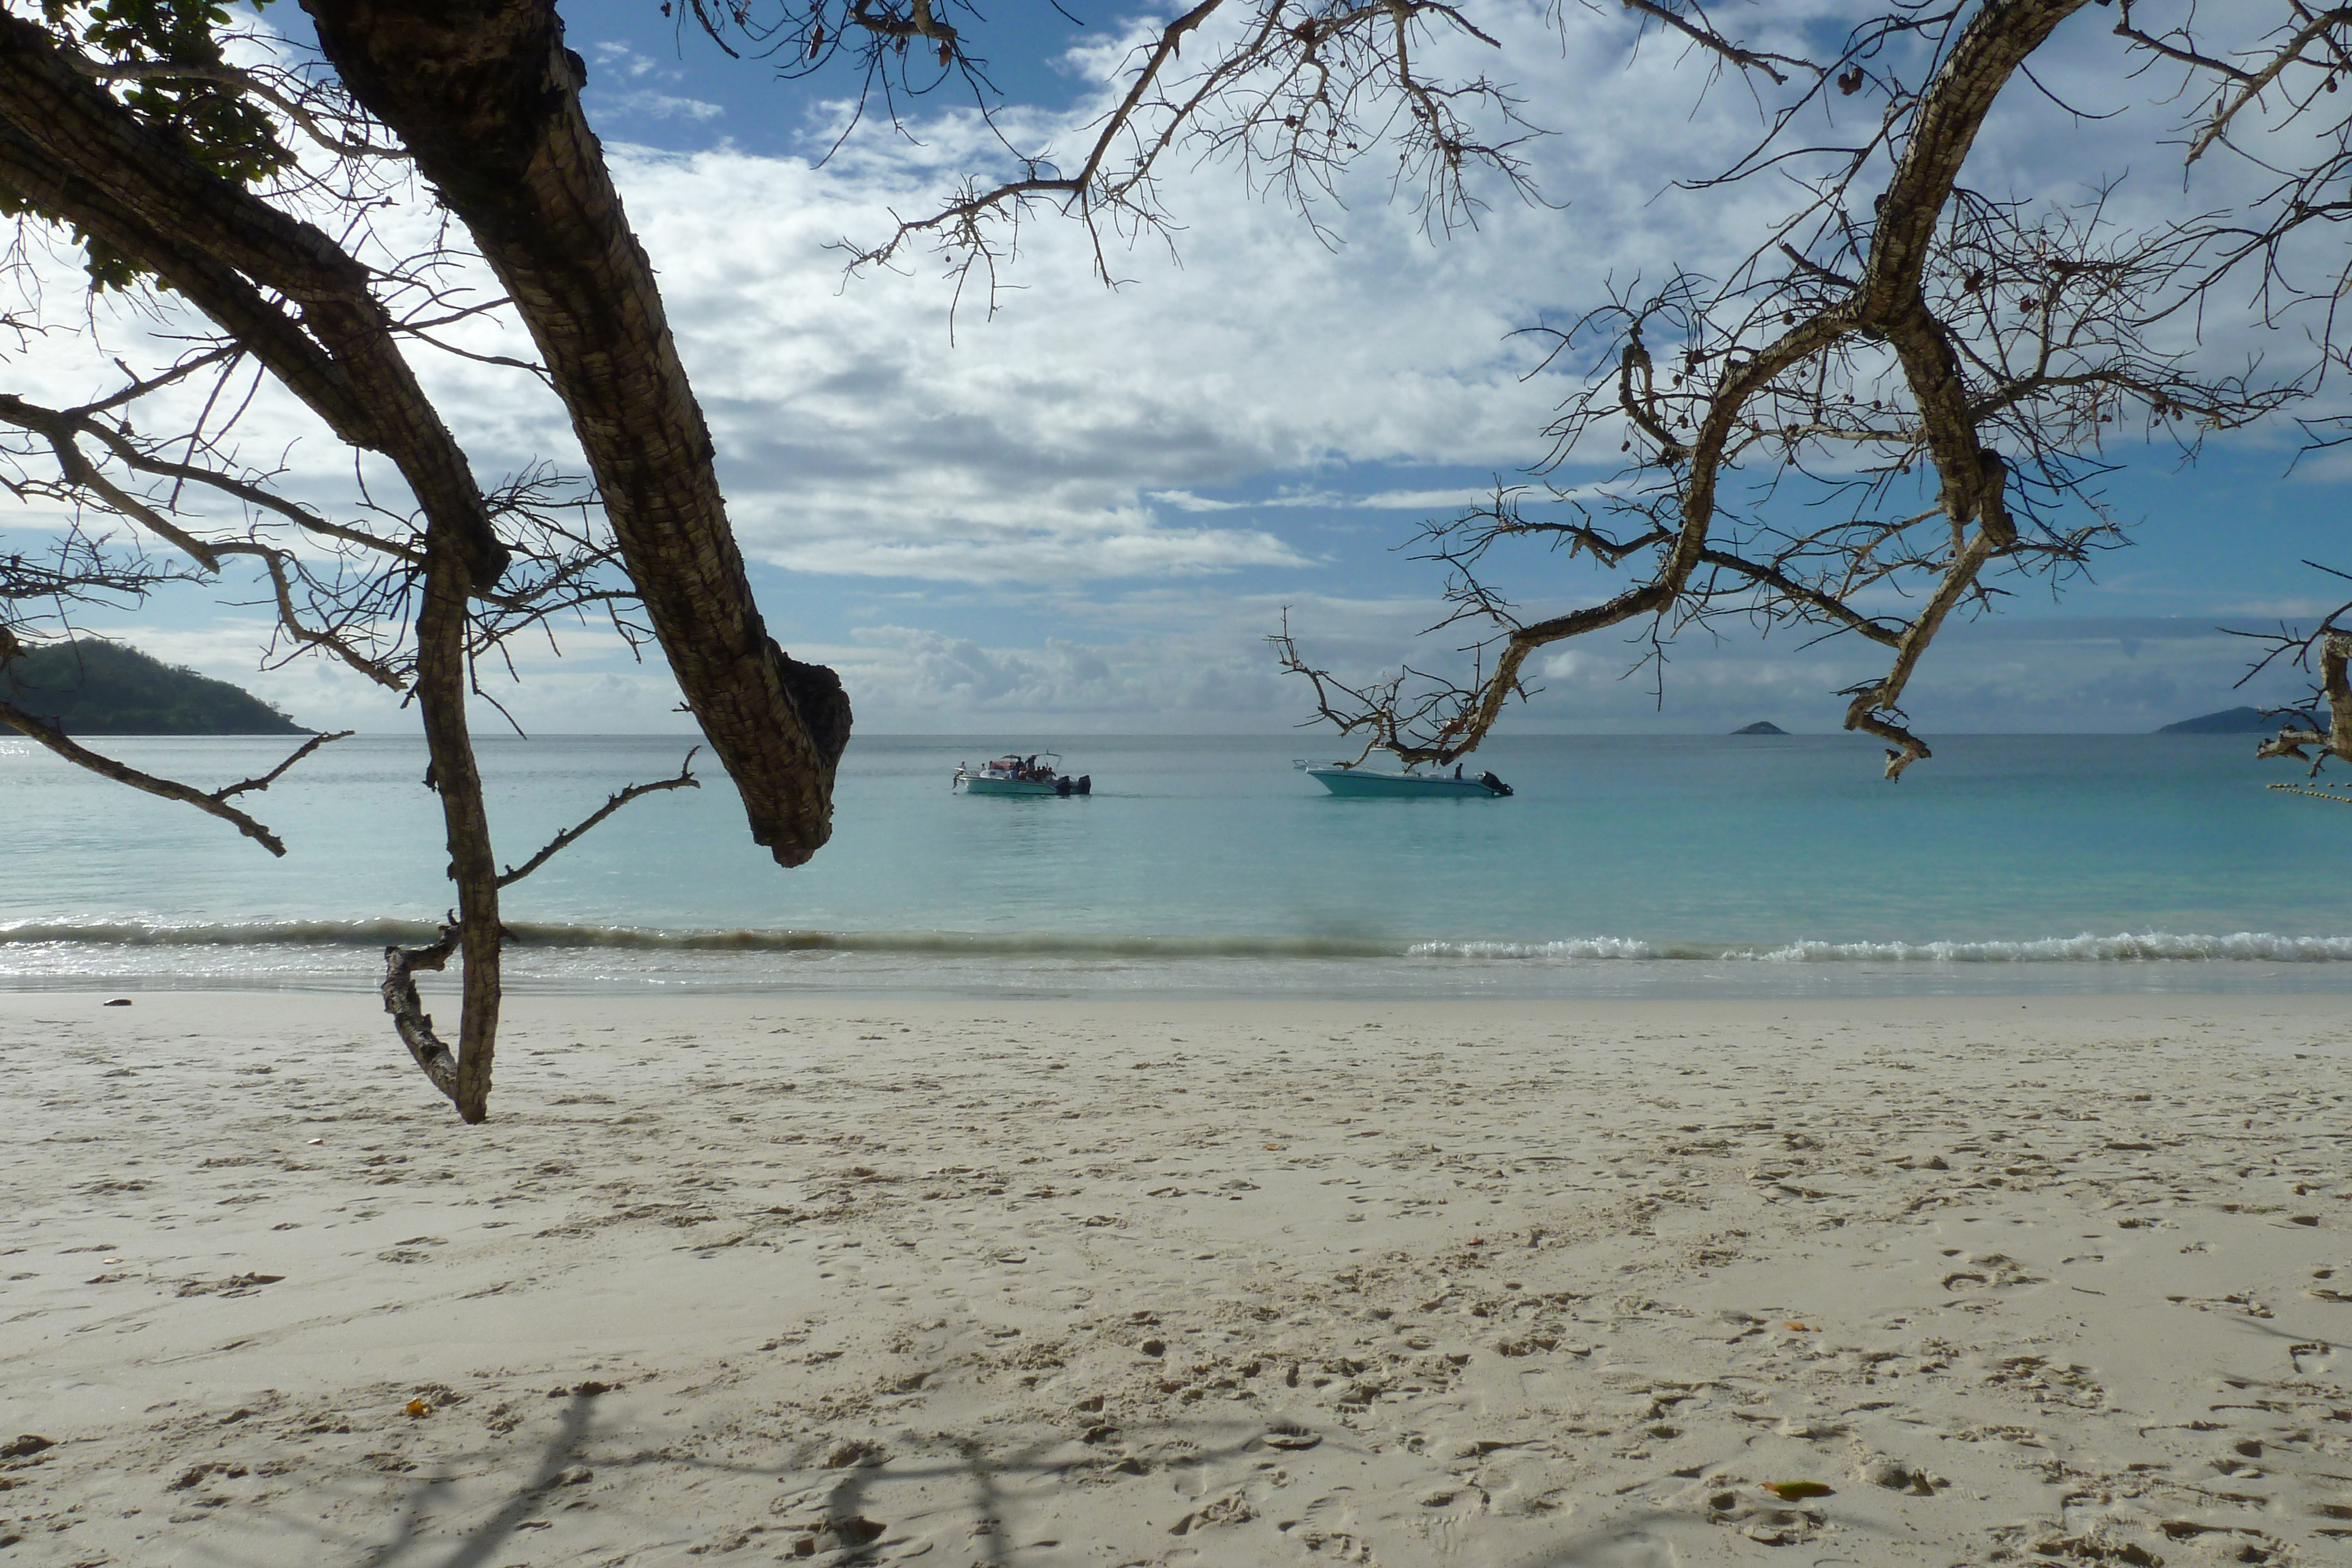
[0,704,345,855]
[498,747,702,888]
[212,727,358,800]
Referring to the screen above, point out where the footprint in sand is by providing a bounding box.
[1420,1484,1488,1554]
[1692,1480,1826,1547]
[1290,1488,1374,1562]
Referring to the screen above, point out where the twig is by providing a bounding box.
[212,729,356,800]
[65,56,406,161]
[496,747,702,888]
[1620,0,1819,86]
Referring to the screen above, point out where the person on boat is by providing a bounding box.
[1454,764,1464,779]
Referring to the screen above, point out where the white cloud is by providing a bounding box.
[604,88,724,122]
[761,520,1308,582]
[605,135,1571,583]
[587,41,724,120]
[591,41,660,79]
[1150,485,1494,513]
[1351,489,1491,511]
[2213,596,2347,620]
[787,598,2314,736]
[540,1,1889,604]
[1146,490,1250,513]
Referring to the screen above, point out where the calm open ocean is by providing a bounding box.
[3,731,2347,997]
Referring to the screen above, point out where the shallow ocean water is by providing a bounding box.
[3,730,2346,997]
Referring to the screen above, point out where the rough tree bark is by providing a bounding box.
[300,0,853,868]
[0,16,509,586]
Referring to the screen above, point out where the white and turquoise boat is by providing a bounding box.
[1295,759,1513,798]
[954,753,1093,797]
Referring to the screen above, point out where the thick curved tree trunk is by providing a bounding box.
[301,0,852,868]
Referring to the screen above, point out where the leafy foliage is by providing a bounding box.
[0,0,293,288]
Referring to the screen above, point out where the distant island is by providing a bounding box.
[0,640,307,735]
[2156,706,2327,735]
[1730,721,1788,735]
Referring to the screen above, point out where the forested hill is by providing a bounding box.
[2157,706,2333,734]
[0,641,308,735]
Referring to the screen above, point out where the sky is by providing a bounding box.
[6,0,2348,737]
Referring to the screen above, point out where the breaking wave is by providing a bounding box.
[1407,932,2352,964]
[4,920,2348,964]
[0,920,1403,960]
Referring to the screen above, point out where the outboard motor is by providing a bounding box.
[1480,771,1514,797]
[1055,776,1073,796]
[1075,775,1091,794]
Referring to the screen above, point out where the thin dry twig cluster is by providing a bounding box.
[696,0,1544,323]
[1259,1,2352,784]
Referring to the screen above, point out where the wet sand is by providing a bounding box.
[1,989,2347,1566]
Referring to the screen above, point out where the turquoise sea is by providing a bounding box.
[2,731,2347,997]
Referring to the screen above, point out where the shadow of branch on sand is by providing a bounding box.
[637,1421,1278,1566]
[350,1406,1269,1567]
[346,1404,1896,1567]
[360,1393,596,1568]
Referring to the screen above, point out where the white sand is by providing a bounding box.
[1,989,2347,1567]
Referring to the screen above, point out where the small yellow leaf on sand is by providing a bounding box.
[1766,1480,1833,1500]
[405,1399,430,1419]
[1783,1322,1813,1332]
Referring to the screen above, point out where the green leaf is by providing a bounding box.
[21,1,296,290]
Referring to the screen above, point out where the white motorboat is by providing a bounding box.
[954,753,1093,797]
[1296,759,1512,798]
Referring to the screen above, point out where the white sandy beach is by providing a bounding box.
[1,989,2347,1567]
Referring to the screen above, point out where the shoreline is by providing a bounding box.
[4,989,2348,1565]
[8,946,2352,1005]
